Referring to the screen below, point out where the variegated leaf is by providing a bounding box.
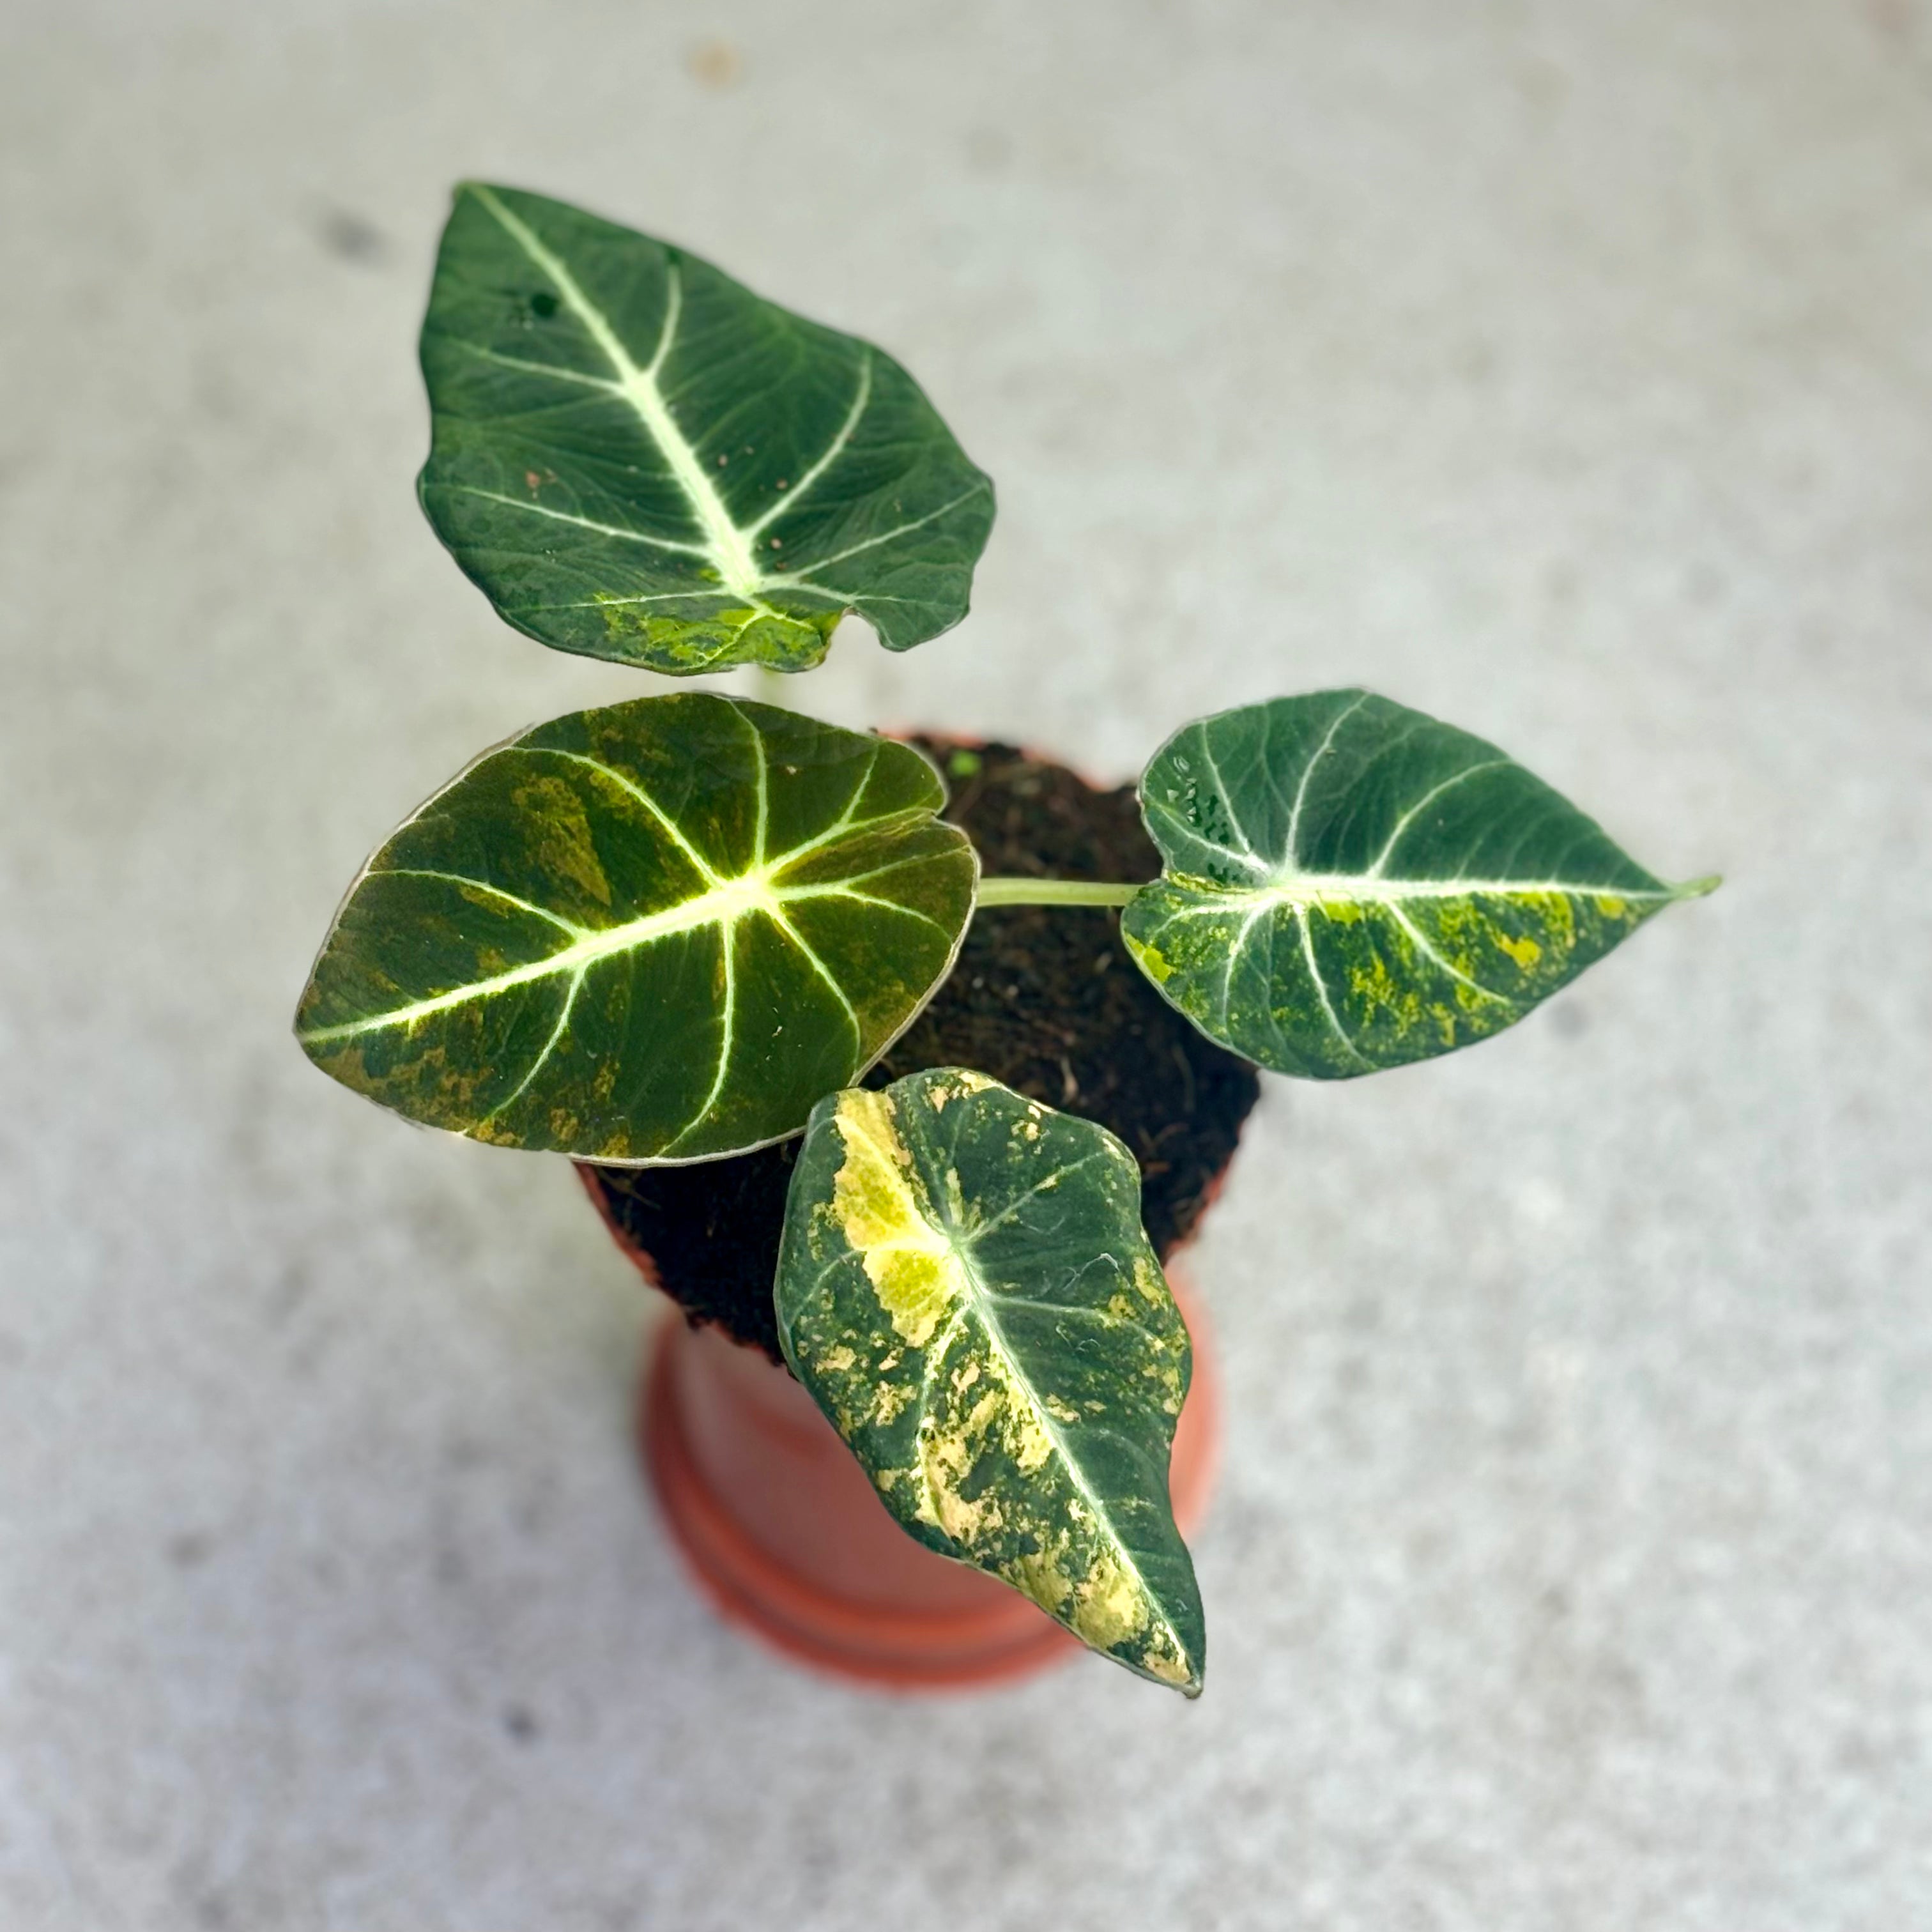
[1122,691,1716,1077]
[776,1068,1204,1694]
[295,695,976,1162]
[418,183,995,675]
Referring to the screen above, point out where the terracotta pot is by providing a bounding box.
[579,1163,1222,1691]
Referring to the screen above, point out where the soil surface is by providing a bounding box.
[584,737,1262,1361]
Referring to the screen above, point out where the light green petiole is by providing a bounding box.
[976,877,1143,908]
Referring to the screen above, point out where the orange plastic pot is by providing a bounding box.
[579,1164,1222,1690]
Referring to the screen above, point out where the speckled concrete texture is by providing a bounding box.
[3,3,1928,1927]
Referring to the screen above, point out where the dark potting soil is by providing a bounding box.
[584,737,1262,1363]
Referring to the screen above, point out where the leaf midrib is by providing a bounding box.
[1147,871,1678,911]
[948,1239,1189,1666]
[467,185,763,598]
[298,861,939,1046]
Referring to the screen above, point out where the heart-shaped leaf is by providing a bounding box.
[295,696,976,1162]
[417,183,995,675]
[1121,691,1716,1077]
[776,1068,1204,1694]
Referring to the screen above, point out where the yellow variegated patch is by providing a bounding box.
[776,1070,1204,1694]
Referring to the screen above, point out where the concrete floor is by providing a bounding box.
[4,3,1929,1926]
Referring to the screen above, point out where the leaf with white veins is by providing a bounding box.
[777,1068,1204,1694]
[295,695,976,1162]
[1121,691,1716,1077]
[418,183,995,675]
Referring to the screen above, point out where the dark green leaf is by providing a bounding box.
[776,1069,1204,1694]
[295,696,976,1162]
[417,183,995,675]
[1122,691,1715,1077]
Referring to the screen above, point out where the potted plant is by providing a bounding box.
[294,184,1717,1696]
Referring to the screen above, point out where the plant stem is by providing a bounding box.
[976,877,1144,908]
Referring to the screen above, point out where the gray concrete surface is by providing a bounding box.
[4,3,1929,1926]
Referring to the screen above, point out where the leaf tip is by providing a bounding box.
[1135,1620,1205,1698]
[1675,873,1723,901]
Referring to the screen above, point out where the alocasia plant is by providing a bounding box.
[297,183,1716,1696]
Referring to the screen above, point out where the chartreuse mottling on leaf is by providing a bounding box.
[776,1068,1204,1694]
[1121,691,1717,1078]
[417,183,995,675]
[294,694,976,1163]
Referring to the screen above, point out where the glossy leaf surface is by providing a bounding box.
[777,1069,1204,1693]
[1122,691,1713,1077]
[296,696,976,1162]
[418,183,995,674]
